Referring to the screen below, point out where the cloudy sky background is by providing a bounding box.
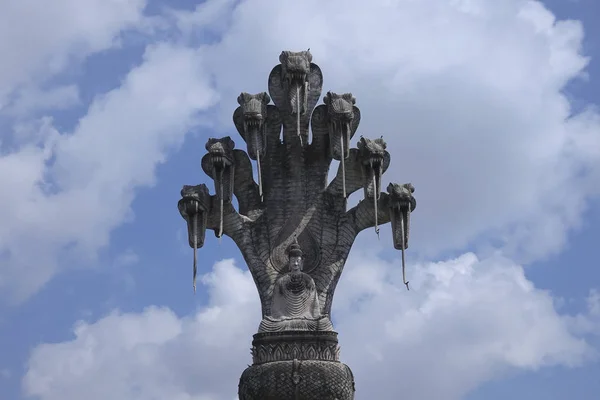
[0,0,599,399]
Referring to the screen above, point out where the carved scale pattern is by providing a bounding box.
[238,360,355,400]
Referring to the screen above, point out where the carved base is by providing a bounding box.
[238,359,355,400]
[239,331,355,399]
[251,330,340,364]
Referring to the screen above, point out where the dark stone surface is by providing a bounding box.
[251,331,340,364]
[238,359,355,400]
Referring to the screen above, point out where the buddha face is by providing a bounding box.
[289,255,303,272]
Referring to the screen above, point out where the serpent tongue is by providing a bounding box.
[341,121,352,201]
[400,213,408,290]
[400,204,411,290]
[388,190,412,291]
[297,85,302,145]
[243,120,263,158]
[289,80,307,144]
[371,159,381,237]
[218,168,224,239]
[192,214,197,293]
[373,171,379,237]
[243,119,264,201]
[186,201,202,293]
[255,132,263,201]
[210,165,224,239]
[341,133,346,200]
[344,122,351,157]
[289,81,305,113]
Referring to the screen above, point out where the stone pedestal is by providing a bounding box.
[238,331,355,400]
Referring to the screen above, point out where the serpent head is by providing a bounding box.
[178,184,211,249]
[279,50,312,115]
[205,136,235,172]
[237,92,270,160]
[387,182,416,252]
[324,91,356,160]
[357,137,387,199]
[387,183,415,209]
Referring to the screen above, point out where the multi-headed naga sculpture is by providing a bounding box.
[178,50,416,400]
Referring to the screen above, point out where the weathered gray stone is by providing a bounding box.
[258,238,334,333]
[177,49,417,399]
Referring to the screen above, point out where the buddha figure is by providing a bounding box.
[258,239,334,332]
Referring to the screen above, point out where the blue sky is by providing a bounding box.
[0,0,599,399]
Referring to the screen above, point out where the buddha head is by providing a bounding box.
[288,239,304,272]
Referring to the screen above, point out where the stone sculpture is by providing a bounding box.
[258,238,334,333]
[178,49,416,399]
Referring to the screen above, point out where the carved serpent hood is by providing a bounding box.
[357,136,389,235]
[325,91,356,159]
[177,184,211,292]
[387,182,416,289]
[178,184,211,248]
[237,92,270,159]
[279,50,312,116]
[324,91,360,198]
[201,137,236,238]
[205,137,235,172]
[387,183,416,248]
[357,137,387,199]
[235,92,270,200]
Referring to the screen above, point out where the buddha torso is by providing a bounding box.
[258,242,334,333]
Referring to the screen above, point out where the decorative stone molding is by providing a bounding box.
[239,360,355,400]
[251,331,340,364]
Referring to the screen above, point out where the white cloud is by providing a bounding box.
[0,0,149,109]
[5,85,81,117]
[0,43,219,302]
[588,289,600,317]
[334,249,596,399]
[168,0,237,38]
[0,0,156,301]
[1,0,599,301]
[113,249,140,268]
[24,259,260,400]
[186,0,600,262]
[23,256,597,400]
[566,289,600,338]
[1,3,600,399]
